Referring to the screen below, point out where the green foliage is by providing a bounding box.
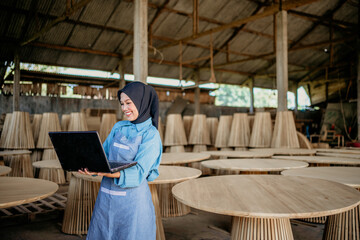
[214,85,250,107]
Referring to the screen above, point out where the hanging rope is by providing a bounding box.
[209,33,216,83]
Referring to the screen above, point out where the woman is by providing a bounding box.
[79,81,162,240]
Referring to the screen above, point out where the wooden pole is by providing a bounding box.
[294,82,298,114]
[133,0,148,83]
[13,51,20,111]
[249,77,255,114]
[194,70,200,114]
[118,60,125,119]
[193,0,199,36]
[276,10,288,112]
[357,39,360,141]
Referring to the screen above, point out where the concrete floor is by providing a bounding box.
[0,208,324,240]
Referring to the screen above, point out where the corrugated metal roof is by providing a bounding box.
[0,0,358,104]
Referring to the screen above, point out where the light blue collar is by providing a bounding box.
[133,117,153,132]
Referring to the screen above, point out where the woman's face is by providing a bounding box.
[120,92,139,121]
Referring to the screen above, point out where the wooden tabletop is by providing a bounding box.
[0,166,11,176]
[201,158,308,172]
[172,175,360,218]
[161,152,211,165]
[0,177,58,208]
[149,166,202,184]
[316,152,360,159]
[249,148,316,155]
[202,151,273,158]
[72,172,103,182]
[32,160,62,169]
[272,156,360,165]
[0,150,32,157]
[316,148,360,154]
[282,167,360,188]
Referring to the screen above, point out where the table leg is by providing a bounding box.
[149,184,166,240]
[231,217,294,240]
[62,174,100,234]
[323,205,360,240]
[9,154,33,178]
[157,183,191,217]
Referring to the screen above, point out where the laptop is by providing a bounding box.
[48,131,137,173]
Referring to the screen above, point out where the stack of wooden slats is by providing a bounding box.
[61,114,71,130]
[37,113,61,149]
[68,113,89,131]
[99,113,117,143]
[0,113,12,148]
[206,117,218,150]
[215,115,233,151]
[249,112,272,148]
[164,114,187,152]
[183,116,193,140]
[228,113,250,150]
[188,114,211,152]
[271,111,300,148]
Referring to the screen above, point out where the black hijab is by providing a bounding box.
[118,82,159,129]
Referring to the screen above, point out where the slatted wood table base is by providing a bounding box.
[157,183,190,217]
[39,168,66,184]
[231,217,294,240]
[149,185,165,240]
[62,174,101,235]
[193,145,207,152]
[301,216,327,224]
[189,162,211,175]
[9,154,33,178]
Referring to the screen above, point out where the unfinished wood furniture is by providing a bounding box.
[42,149,58,160]
[206,117,218,147]
[182,115,193,140]
[0,166,11,176]
[272,156,360,166]
[296,131,312,149]
[203,150,273,159]
[160,152,211,175]
[158,116,164,143]
[164,114,187,153]
[99,113,117,142]
[68,112,89,131]
[37,113,61,149]
[201,158,308,175]
[2,111,35,149]
[0,177,58,208]
[0,113,12,148]
[228,113,250,149]
[316,152,360,159]
[149,166,201,227]
[316,148,360,155]
[310,129,345,147]
[0,150,33,178]
[249,112,272,148]
[61,114,70,130]
[215,115,233,150]
[32,160,65,184]
[271,111,300,148]
[189,114,211,152]
[62,172,102,235]
[86,116,101,132]
[282,167,360,239]
[249,148,316,156]
[172,175,360,240]
[31,114,42,144]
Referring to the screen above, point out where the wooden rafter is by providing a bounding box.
[148,0,170,46]
[20,0,94,46]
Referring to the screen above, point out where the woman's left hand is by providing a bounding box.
[78,168,120,178]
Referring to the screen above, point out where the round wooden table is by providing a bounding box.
[161,152,210,175]
[0,150,33,178]
[172,175,360,240]
[249,148,316,156]
[282,167,360,239]
[202,150,273,158]
[62,172,102,235]
[316,152,360,159]
[201,158,308,175]
[32,160,66,184]
[0,166,11,176]
[149,165,202,240]
[0,177,58,208]
[273,155,360,166]
[316,148,360,155]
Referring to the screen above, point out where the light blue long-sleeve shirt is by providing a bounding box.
[102,118,162,188]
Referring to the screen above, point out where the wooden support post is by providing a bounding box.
[193,0,199,36]
[194,70,200,114]
[294,82,298,114]
[13,51,20,111]
[118,60,125,119]
[133,0,148,83]
[276,10,288,112]
[357,38,360,141]
[249,78,255,114]
[325,82,329,104]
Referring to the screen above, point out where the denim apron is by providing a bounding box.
[87,131,156,240]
